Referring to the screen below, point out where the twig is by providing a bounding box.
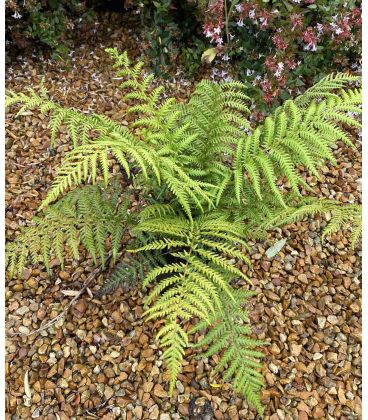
[7,255,112,338]
[6,129,17,140]
[13,158,49,168]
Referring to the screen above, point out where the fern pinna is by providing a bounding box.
[5,49,361,416]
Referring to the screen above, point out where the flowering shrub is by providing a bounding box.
[6,0,94,57]
[130,0,204,76]
[202,0,361,106]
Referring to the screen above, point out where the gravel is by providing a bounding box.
[5,11,361,420]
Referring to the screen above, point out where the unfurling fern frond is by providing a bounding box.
[128,212,251,392]
[5,181,131,279]
[234,75,361,207]
[191,289,267,416]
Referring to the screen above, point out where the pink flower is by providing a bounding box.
[285,58,298,70]
[208,0,224,15]
[302,27,318,51]
[272,34,288,50]
[290,13,303,32]
[265,56,278,72]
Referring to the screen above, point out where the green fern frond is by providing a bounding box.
[322,203,362,246]
[254,197,362,249]
[6,90,131,149]
[5,181,131,278]
[234,74,361,206]
[127,212,253,392]
[295,73,361,107]
[191,288,267,416]
[94,252,160,297]
[156,321,189,394]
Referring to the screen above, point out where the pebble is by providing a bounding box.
[134,406,143,419]
[290,343,303,357]
[269,363,279,374]
[16,306,30,316]
[57,378,69,388]
[149,404,160,419]
[31,408,40,418]
[18,326,29,334]
[317,317,326,329]
[176,380,184,394]
[59,271,70,280]
[327,315,339,325]
[153,384,167,398]
[104,386,114,400]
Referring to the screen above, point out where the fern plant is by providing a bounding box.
[5,49,361,416]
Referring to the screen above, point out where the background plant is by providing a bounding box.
[128,0,205,76]
[6,50,362,415]
[202,0,361,107]
[6,0,96,58]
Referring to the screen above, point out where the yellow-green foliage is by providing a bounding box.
[233,74,361,207]
[255,197,362,248]
[5,50,362,416]
[191,289,267,416]
[129,212,252,393]
[5,181,130,279]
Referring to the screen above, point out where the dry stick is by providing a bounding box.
[6,129,17,140]
[8,255,112,338]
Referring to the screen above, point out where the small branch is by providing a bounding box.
[6,129,17,140]
[7,255,112,338]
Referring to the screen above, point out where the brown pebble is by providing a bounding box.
[298,411,309,420]
[73,299,88,317]
[44,380,56,390]
[18,347,28,358]
[153,384,167,398]
[59,271,70,281]
[312,406,325,418]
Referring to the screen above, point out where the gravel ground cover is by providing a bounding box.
[5,13,362,420]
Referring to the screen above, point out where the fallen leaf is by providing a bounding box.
[24,370,32,399]
[265,238,287,259]
[210,383,223,388]
[61,290,80,296]
[201,48,217,64]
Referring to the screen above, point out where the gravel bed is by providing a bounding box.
[5,13,362,420]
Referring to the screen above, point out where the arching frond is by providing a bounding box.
[5,181,131,278]
[234,75,361,207]
[128,212,252,392]
[191,288,267,416]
